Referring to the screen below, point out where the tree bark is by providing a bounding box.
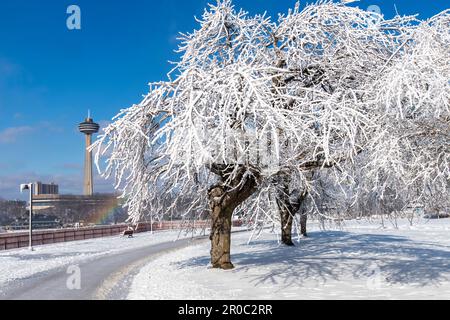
[208,165,259,269]
[276,177,308,246]
[280,207,295,246]
[300,212,308,237]
[276,175,298,246]
[209,186,235,269]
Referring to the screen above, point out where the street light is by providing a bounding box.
[20,183,34,251]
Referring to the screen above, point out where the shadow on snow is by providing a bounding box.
[177,231,450,288]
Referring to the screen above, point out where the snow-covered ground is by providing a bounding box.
[0,229,204,287]
[128,218,450,300]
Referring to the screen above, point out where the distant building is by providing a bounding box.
[32,182,59,196]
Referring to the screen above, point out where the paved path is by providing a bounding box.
[0,237,208,300]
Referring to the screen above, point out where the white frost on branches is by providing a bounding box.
[92,1,449,229]
[364,10,450,208]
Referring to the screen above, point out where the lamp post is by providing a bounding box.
[20,183,34,251]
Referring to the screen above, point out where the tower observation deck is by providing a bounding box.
[78,113,100,196]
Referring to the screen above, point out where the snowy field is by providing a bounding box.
[128,218,450,300]
[0,229,201,288]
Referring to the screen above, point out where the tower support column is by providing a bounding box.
[84,133,93,196]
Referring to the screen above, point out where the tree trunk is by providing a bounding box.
[209,186,235,269]
[276,181,308,246]
[300,212,308,237]
[275,174,296,246]
[280,207,295,246]
[208,165,259,270]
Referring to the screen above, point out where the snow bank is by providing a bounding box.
[128,218,450,300]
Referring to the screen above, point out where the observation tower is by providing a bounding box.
[78,111,100,196]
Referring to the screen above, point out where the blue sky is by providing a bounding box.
[0,0,448,199]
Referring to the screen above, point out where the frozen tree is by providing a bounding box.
[94,1,297,269]
[333,11,450,227]
[269,5,449,243]
[363,10,450,218]
[245,2,417,245]
[93,0,449,269]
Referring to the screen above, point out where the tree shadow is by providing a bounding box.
[177,231,450,288]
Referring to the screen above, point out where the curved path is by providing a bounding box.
[0,236,208,300]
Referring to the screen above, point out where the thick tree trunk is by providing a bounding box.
[209,187,235,269]
[208,165,259,270]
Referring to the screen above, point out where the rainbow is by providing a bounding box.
[88,199,125,225]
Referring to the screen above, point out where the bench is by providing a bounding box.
[123,229,134,238]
